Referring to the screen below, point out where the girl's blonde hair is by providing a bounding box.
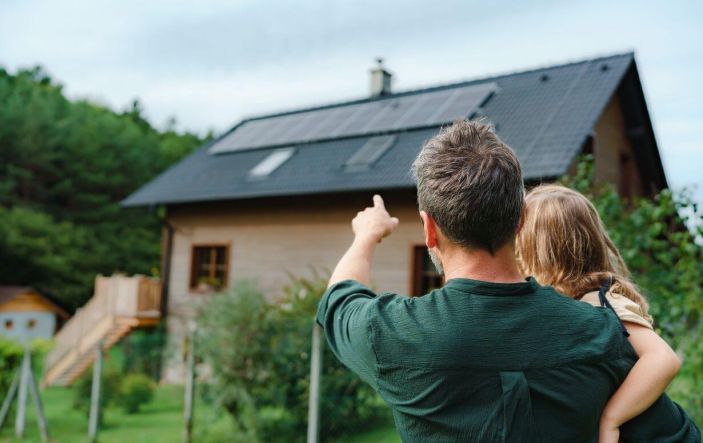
[516,184,651,322]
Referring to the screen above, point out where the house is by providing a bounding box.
[0,286,69,343]
[124,52,668,381]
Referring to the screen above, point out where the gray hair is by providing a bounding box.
[412,120,524,254]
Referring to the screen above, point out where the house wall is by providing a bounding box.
[591,95,645,197]
[0,311,56,342]
[162,190,425,382]
[161,95,651,382]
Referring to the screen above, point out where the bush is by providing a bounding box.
[0,336,23,393]
[120,324,166,381]
[72,365,123,422]
[198,276,389,443]
[118,373,155,413]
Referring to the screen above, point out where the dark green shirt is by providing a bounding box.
[316,278,700,442]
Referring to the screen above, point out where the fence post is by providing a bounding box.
[28,362,49,443]
[15,347,31,438]
[307,324,323,443]
[0,371,19,430]
[88,342,103,442]
[183,326,196,443]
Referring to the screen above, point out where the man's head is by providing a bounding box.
[412,120,524,262]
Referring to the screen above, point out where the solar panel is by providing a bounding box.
[209,82,498,154]
[344,135,397,172]
[248,147,295,178]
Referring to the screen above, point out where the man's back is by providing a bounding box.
[317,278,699,442]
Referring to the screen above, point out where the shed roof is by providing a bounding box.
[0,286,70,318]
[124,52,656,207]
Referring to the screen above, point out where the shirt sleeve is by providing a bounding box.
[580,291,653,329]
[316,280,379,389]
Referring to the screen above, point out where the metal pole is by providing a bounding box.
[0,370,19,429]
[183,328,196,443]
[15,347,31,438]
[88,342,103,442]
[306,324,323,443]
[28,363,50,443]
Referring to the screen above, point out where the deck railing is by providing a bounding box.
[44,275,161,372]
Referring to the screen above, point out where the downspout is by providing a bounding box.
[160,218,174,320]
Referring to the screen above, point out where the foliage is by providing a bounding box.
[120,325,167,381]
[0,336,23,394]
[197,276,390,443]
[561,156,703,422]
[72,365,123,422]
[0,66,206,308]
[118,373,156,414]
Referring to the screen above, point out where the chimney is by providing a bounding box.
[369,58,392,97]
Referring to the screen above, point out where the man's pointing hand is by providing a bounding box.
[352,195,400,243]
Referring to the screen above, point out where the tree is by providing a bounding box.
[0,66,206,308]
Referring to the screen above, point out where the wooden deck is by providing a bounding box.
[42,275,161,387]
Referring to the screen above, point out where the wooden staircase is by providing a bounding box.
[42,275,161,387]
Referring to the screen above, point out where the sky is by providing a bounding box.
[1,0,701,199]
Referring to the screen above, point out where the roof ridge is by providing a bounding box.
[237,51,634,124]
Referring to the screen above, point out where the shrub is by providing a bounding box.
[72,365,123,421]
[120,324,166,381]
[0,336,23,393]
[118,373,155,413]
[198,277,389,443]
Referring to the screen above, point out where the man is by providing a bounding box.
[316,120,699,442]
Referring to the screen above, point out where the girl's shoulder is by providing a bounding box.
[580,290,653,329]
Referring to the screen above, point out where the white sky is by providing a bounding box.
[1,0,701,199]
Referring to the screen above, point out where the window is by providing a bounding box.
[411,245,443,296]
[27,319,37,329]
[249,148,295,178]
[190,245,230,292]
[4,319,13,330]
[344,135,396,172]
[619,152,635,199]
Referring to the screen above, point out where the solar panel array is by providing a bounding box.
[210,82,498,154]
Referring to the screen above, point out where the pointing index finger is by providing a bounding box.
[373,194,385,209]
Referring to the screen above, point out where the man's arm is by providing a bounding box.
[328,194,399,287]
[315,195,399,387]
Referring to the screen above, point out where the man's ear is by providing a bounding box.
[420,211,438,249]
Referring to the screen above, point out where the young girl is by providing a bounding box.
[515,184,682,443]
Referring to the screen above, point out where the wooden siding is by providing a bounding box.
[592,95,645,197]
[161,191,424,382]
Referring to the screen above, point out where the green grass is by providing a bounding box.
[0,384,398,443]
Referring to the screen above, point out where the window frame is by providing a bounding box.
[189,243,231,293]
[409,244,444,296]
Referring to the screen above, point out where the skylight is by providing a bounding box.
[344,135,397,172]
[249,148,295,178]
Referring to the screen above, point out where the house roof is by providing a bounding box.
[124,52,657,207]
[0,286,70,318]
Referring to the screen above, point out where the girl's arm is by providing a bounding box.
[599,323,682,443]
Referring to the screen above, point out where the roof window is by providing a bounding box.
[249,148,295,178]
[344,135,396,172]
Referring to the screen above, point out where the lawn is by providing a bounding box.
[0,385,399,443]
